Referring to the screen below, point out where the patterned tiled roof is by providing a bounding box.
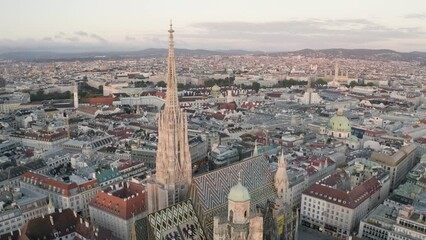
[190,154,276,238]
[135,200,205,240]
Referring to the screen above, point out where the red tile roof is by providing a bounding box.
[89,182,146,220]
[303,177,381,209]
[21,208,112,240]
[85,96,115,106]
[21,172,98,197]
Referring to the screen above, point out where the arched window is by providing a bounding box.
[244,210,247,218]
[229,210,233,222]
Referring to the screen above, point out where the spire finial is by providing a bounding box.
[169,20,174,33]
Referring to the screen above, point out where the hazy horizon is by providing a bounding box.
[1,0,426,53]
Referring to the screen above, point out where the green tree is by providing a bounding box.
[177,83,185,90]
[315,78,327,85]
[349,81,359,88]
[156,81,167,88]
[252,81,261,93]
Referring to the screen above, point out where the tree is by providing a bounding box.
[315,78,327,85]
[177,83,185,90]
[156,81,167,88]
[252,81,261,93]
[349,81,359,88]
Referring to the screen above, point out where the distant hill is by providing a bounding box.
[0,48,264,61]
[280,48,426,62]
[0,48,425,62]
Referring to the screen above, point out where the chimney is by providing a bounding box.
[49,215,54,225]
[18,228,21,236]
[73,210,77,218]
[42,213,45,218]
[85,221,89,228]
[80,218,83,224]
[58,208,62,213]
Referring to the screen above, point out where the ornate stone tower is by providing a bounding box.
[213,174,263,240]
[147,23,192,213]
[274,150,289,201]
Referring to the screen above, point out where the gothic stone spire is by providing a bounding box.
[275,150,289,200]
[155,22,192,190]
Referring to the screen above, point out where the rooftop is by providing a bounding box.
[89,181,146,220]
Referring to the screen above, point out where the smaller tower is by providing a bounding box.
[228,173,251,225]
[73,82,79,109]
[274,150,289,200]
[213,172,263,239]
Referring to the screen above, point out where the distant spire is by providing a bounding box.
[334,61,339,81]
[73,81,79,109]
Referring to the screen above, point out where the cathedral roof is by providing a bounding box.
[190,154,276,238]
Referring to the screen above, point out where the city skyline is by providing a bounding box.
[1,0,426,53]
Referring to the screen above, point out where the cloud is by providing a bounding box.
[187,19,426,51]
[66,37,80,42]
[405,13,426,19]
[0,19,425,53]
[90,33,107,43]
[75,31,88,36]
[54,32,67,39]
[125,35,136,41]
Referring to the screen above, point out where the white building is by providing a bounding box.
[20,172,100,218]
[370,143,418,189]
[358,204,426,240]
[301,175,382,238]
[0,188,48,236]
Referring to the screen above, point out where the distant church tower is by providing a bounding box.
[147,23,192,213]
[73,82,79,109]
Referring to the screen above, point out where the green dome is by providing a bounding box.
[212,84,221,92]
[228,180,250,202]
[348,135,359,142]
[328,109,351,132]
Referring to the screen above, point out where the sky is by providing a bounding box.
[1,0,426,53]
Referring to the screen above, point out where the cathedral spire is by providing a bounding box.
[165,21,179,110]
[148,23,192,213]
